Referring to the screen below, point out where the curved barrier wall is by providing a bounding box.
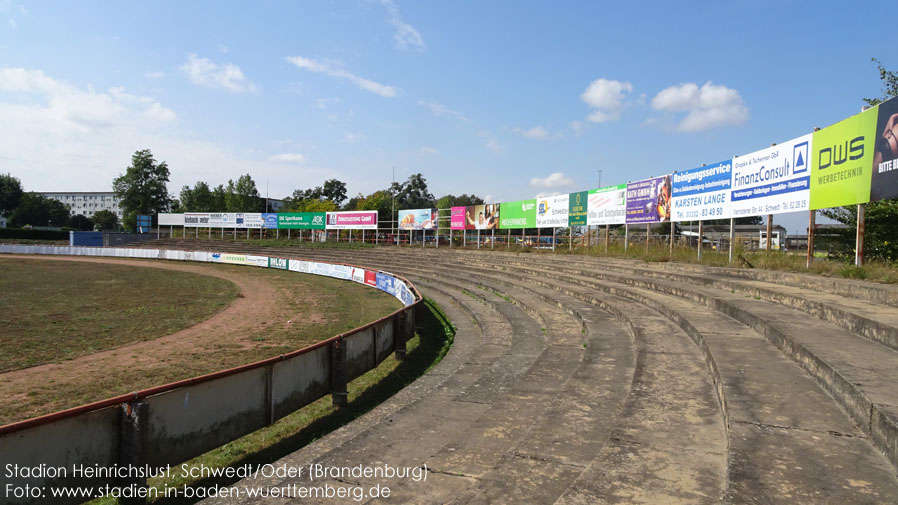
[0,245,420,505]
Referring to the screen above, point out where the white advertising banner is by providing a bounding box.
[731,134,812,217]
[288,260,312,274]
[245,255,269,268]
[535,194,569,228]
[586,184,627,225]
[159,213,185,226]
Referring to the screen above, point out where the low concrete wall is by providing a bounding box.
[0,245,420,505]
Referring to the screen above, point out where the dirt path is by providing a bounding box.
[0,256,286,420]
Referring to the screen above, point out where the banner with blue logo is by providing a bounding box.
[671,160,732,221]
[730,134,811,217]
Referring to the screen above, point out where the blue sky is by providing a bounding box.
[0,1,892,232]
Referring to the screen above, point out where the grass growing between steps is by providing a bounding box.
[89,298,454,505]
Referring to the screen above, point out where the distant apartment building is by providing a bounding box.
[40,192,124,219]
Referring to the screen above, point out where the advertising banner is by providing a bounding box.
[536,194,569,228]
[364,270,377,286]
[243,213,264,229]
[206,213,241,228]
[184,213,210,228]
[731,134,812,217]
[811,108,876,208]
[352,267,366,284]
[159,213,185,226]
[626,175,671,224]
[586,184,627,225]
[245,255,269,267]
[499,199,536,229]
[269,257,289,270]
[568,191,588,226]
[375,272,397,296]
[277,212,326,229]
[262,213,279,229]
[398,208,437,230]
[450,207,467,230]
[867,96,898,202]
[326,211,378,230]
[211,253,247,265]
[671,160,732,221]
[288,259,312,274]
[460,204,500,230]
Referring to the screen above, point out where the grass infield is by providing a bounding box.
[0,257,240,372]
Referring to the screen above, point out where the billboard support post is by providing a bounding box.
[670,221,674,254]
[698,220,704,260]
[450,228,453,248]
[605,225,610,253]
[766,215,772,254]
[477,229,480,249]
[624,224,629,252]
[491,229,494,250]
[857,204,865,267]
[552,228,555,252]
[507,229,510,249]
[645,223,650,254]
[728,218,735,262]
[807,211,815,268]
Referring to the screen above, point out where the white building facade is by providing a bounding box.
[40,192,124,219]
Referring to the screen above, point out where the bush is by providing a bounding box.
[0,228,69,240]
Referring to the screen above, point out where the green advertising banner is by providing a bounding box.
[276,212,326,229]
[810,106,877,209]
[499,199,536,229]
[568,191,588,226]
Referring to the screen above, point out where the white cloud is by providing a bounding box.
[180,53,257,93]
[8,18,16,28]
[287,56,397,98]
[419,146,439,156]
[513,126,562,140]
[145,71,166,79]
[478,131,502,153]
[315,97,342,109]
[418,100,468,121]
[530,172,574,189]
[267,153,305,164]
[581,78,633,123]
[217,44,229,54]
[341,131,365,144]
[570,120,585,134]
[378,0,424,51]
[650,81,748,132]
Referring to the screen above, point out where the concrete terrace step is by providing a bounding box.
[335,253,730,503]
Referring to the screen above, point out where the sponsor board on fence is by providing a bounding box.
[352,267,365,284]
[499,199,536,229]
[263,213,279,229]
[268,257,289,270]
[288,259,312,273]
[398,208,437,230]
[536,194,569,228]
[811,107,876,208]
[731,134,812,217]
[159,213,185,226]
[326,211,378,230]
[211,253,248,265]
[568,191,588,227]
[375,272,396,296]
[587,184,627,225]
[459,204,500,230]
[866,96,898,202]
[671,160,732,221]
[278,212,326,229]
[364,270,377,286]
[245,255,269,268]
[184,213,210,227]
[626,175,672,224]
[450,206,467,230]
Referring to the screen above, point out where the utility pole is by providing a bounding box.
[391,166,396,242]
[597,169,602,188]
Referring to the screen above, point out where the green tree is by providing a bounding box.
[211,184,228,211]
[179,181,216,212]
[0,173,23,217]
[224,174,264,212]
[113,149,171,230]
[434,194,485,209]
[391,173,435,210]
[66,214,94,231]
[819,58,898,260]
[322,179,347,207]
[93,209,119,230]
[9,193,70,228]
[357,190,394,224]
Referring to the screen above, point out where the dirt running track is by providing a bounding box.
[126,241,898,505]
[0,255,285,420]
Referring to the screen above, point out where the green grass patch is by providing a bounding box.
[0,257,240,372]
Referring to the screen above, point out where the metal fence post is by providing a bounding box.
[118,400,149,504]
[330,339,348,408]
